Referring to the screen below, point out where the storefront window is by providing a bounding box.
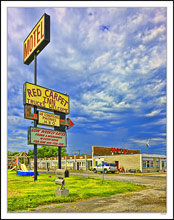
[162,161,165,168]
[150,161,153,167]
[143,158,154,168]
[156,159,159,168]
[147,161,150,168]
[143,161,146,168]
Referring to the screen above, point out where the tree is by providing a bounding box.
[27,146,68,158]
[8,151,13,156]
[8,151,21,156]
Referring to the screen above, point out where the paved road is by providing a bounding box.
[70,171,166,189]
[27,172,166,213]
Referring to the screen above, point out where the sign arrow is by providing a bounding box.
[67,118,74,129]
[60,118,74,129]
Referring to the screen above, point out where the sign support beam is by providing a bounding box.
[58,146,61,169]
[34,52,37,181]
[54,111,66,169]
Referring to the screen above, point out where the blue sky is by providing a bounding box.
[7,6,169,156]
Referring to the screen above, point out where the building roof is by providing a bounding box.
[92,146,140,156]
[93,153,166,158]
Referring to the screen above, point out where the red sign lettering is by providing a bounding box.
[111,148,129,154]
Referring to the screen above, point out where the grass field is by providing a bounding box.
[8,170,146,212]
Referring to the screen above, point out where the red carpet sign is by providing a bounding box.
[23,82,69,114]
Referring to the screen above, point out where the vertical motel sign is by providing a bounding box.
[24,13,50,65]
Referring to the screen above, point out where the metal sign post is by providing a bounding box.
[58,147,61,169]
[54,111,66,169]
[34,52,37,181]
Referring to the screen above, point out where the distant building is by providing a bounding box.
[30,146,166,173]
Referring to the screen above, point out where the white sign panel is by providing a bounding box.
[28,127,66,147]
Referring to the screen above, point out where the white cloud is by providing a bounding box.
[92,51,111,69]
[153,10,166,24]
[8,136,26,141]
[8,115,30,130]
[160,133,166,136]
[148,45,166,69]
[153,118,166,125]
[151,137,165,142]
[90,124,103,129]
[142,25,166,43]
[53,8,66,23]
[8,141,32,152]
[113,101,131,109]
[157,96,167,106]
[130,136,166,147]
[145,110,161,117]
[11,129,27,136]
[127,13,144,31]
[8,8,26,43]
[129,138,147,145]
[92,130,111,135]
[141,118,166,127]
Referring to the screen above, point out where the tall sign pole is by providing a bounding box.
[34,52,37,181]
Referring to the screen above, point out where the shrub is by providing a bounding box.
[136,168,141,173]
[88,166,93,171]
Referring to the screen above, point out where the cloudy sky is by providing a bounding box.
[6,4,170,156]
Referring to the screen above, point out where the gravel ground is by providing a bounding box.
[23,171,167,213]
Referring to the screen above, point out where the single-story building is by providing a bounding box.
[31,154,92,171]
[92,146,167,173]
[30,146,166,173]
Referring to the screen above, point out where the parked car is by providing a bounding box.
[93,163,118,174]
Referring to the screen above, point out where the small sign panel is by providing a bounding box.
[24,104,38,120]
[23,82,69,114]
[28,127,67,147]
[38,111,60,127]
[24,13,50,65]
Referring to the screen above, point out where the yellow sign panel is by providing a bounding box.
[38,111,60,127]
[24,13,50,65]
[24,82,69,114]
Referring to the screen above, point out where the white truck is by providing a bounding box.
[93,163,117,174]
